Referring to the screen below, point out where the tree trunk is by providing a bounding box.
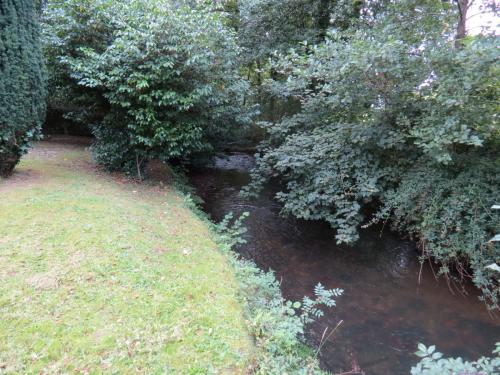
[256,59,262,103]
[0,149,20,177]
[317,0,331,41]
[455,0,469,48]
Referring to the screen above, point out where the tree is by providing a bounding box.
[0,0,47,177]
[237,0,365,62]
[455,0,469,47]
[43,0,252,174]
[245,0,500,306]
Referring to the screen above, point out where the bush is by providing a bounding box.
[0,0,47,176]
[245,1,499,306]
[377,156,500,308]
[43,0,253,174]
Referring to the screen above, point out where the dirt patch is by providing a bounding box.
[32,139,89,158]
[144,159,175,184]
[31,138,95,172]
[26,271,60,290]
[0,168,44,191]
[154,246,171,254]
[0,138,93,191]
[42,135,93,147]
[67,251,87,268]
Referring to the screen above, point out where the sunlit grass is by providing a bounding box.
[0,141,254,374]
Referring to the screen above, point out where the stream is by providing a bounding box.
[188,152,499,374]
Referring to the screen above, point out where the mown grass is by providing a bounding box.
[0,140,254,374]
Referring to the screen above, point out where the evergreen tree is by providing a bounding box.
[0,0,47,177]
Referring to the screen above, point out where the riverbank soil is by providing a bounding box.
[0,137,254,373]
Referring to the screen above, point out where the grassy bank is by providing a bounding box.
[0,139,254,373]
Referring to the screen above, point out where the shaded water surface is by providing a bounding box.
[188,153,499,374]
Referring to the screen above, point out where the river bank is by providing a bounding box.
[1,138,335,374]
[0,140,255,373]
[188,152,500,374]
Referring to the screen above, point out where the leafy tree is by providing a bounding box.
[237,0,365,62]
[0,0,47,177]
[245,0,500,306]
[43,0,252,174]
[41,0,117,133]
[238,0,319,63]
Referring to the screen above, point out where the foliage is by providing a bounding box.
[245,0,500,305]
[236,0,364,115]
[237,0,365,63]
[41,0,117,135]
[411,343,500,375]
[376,157,500,308]
[43,0,252,173]
[238,0,321,63]
[216,213,343,374]
[0,0,47,177]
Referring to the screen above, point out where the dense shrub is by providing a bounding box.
[43,0,252,173]
[245,1,500,306]
[41,0,126,140]
[0,0,47,176]
[376,156,500,307]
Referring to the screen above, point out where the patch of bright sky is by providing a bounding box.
[467,0,499,35]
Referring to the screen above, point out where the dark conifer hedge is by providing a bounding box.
[0,0,46,177]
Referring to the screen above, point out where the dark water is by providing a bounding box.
[188,153,499,374]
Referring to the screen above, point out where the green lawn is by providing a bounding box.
[0,139,254,374]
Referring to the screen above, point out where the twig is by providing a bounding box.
[417,240,425,289]
[335,364,365,375]
[315,320,344,357]
[135,154,144,181]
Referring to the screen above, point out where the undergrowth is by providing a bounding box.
[177,176,344,374]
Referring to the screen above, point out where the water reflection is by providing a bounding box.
[189,153,499,374]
